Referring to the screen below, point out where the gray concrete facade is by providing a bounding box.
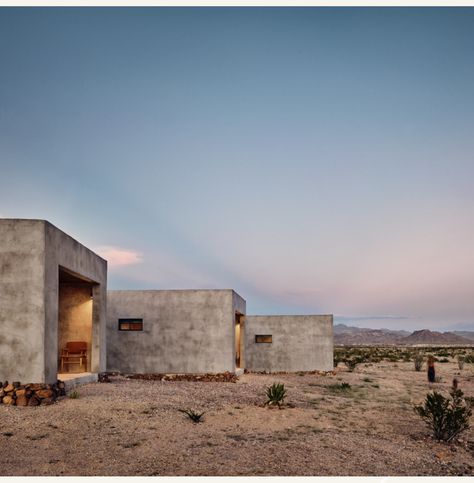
[0,219,107,384]
[245,315,333,372]
[1,218,334,380]
[107,290,246,374]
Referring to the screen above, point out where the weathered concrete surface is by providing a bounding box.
[245,315,333,372]
[45,222,107,381]
[0,219,107,384]
[107,290,246,374]
[0,220,46,383]
[59,372,98,390]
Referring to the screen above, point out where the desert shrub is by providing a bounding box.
[435,376,443,383]
[328,382,351,393]
[68,390,79,399]
[402,352,412,362]
[344,357,364,372]
[265,383,287,408]
[414,383,472,442]
[457,356,465,370]
[178,408,205,423]
[414,354,424,372]
[464,354,474,364]
[439,358,450,363]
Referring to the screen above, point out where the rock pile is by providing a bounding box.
[0,380,66,406]
[244,369,336,376]
[125,371,238,383]
[98,372,111,383]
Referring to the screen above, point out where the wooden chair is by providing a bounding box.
[60,341,88,372]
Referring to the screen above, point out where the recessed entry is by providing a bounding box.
[255,334,272,343]
[118,318,143,331]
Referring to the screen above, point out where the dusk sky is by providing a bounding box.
[1,8,473,331]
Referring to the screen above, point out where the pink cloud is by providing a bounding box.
[95,246,143,268]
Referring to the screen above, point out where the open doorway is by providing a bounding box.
[58,267,95,378]
[235,312,244,369]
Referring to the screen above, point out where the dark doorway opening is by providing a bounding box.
[58,267,95,377]
[235,312,244,369]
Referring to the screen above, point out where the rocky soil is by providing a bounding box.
[0,361,473,476]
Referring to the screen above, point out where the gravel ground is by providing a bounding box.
[0,361,473,476]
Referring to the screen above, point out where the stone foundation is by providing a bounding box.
[124,371,238,383]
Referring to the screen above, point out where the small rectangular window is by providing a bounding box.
[119,318,143,331]
[255,334,272,343]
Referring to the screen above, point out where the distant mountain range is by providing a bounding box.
[334,324,474,346]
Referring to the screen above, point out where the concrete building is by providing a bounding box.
[0,219,333,383]
[107,290,246,374]
[245,315,333,372]
[106,292,333,374]
[0,219,107,384]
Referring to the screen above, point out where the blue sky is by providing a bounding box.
[1,8,473,331]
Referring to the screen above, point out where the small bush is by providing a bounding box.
[435,376,443,383]
[458,356,465,370]
[122,441,141,448]
[439,358,450,363]
[178,408,205,423]
[265,383,287,408]
[414,382,472,442]
[328,382,351,394]
[344,358,363,372]
[414,354,424,372]
[68,390,79,399]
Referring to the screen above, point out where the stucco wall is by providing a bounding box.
[107,290,245,374]
[0,219,107,384]
[0,220,46,382]
[44,221,107,381]
[245,315,334,372]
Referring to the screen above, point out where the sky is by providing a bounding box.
[0,7,473,331]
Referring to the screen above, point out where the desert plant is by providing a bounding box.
[328,382,352,393]
[344,358,361,372]
[265,383,287,408]
[458,355,465,370]
[178,408,205,423]
[414,354,424,372]
[68,390,79,399]
[414,382,472,442]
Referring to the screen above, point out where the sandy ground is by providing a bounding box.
[1,361,473,476]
